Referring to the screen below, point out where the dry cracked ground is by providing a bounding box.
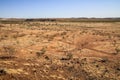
[0,21,120,80]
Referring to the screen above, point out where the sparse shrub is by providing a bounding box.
[99,57,108,63]
[0,45,16,59]
[16,40,19,44]
[67,52,73,60]
[112,40,117,46]
[75,35,96,51]
[3,45,16,55]
[76,40,89,50]
[114,47,120,55]
[61,36,64,40]
[44,55,50,60]
[0,68,6,75]
[18,33,26,37]
[112,40,120,55]
[36,48,46,57]
[116,67,120,71]
[12,33,26,38]
[61,31,67,35]
[0,55,16,59]
[61,52,73,60]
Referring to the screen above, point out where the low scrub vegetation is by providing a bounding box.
[0,19,120,80]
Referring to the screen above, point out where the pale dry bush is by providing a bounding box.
[0,45,17,59]
[36,48,46,58]
[0,45,16,55]
[74,35,97,50]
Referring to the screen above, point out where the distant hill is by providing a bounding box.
[0,18,120,23]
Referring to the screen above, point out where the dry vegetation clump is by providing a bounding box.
[114,46,120,55]
[36,47,46,58]
[74,35,97,50]
[0,68,6,76]
[112,40,120,55]
[0,45,16,55]
[0,45,17,59]
[60,52,73,60]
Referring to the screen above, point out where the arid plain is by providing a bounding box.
[0,19,120,80]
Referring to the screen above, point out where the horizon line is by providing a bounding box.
[0,17,120,19]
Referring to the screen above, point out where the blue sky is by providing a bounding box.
[0,0,120,18]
